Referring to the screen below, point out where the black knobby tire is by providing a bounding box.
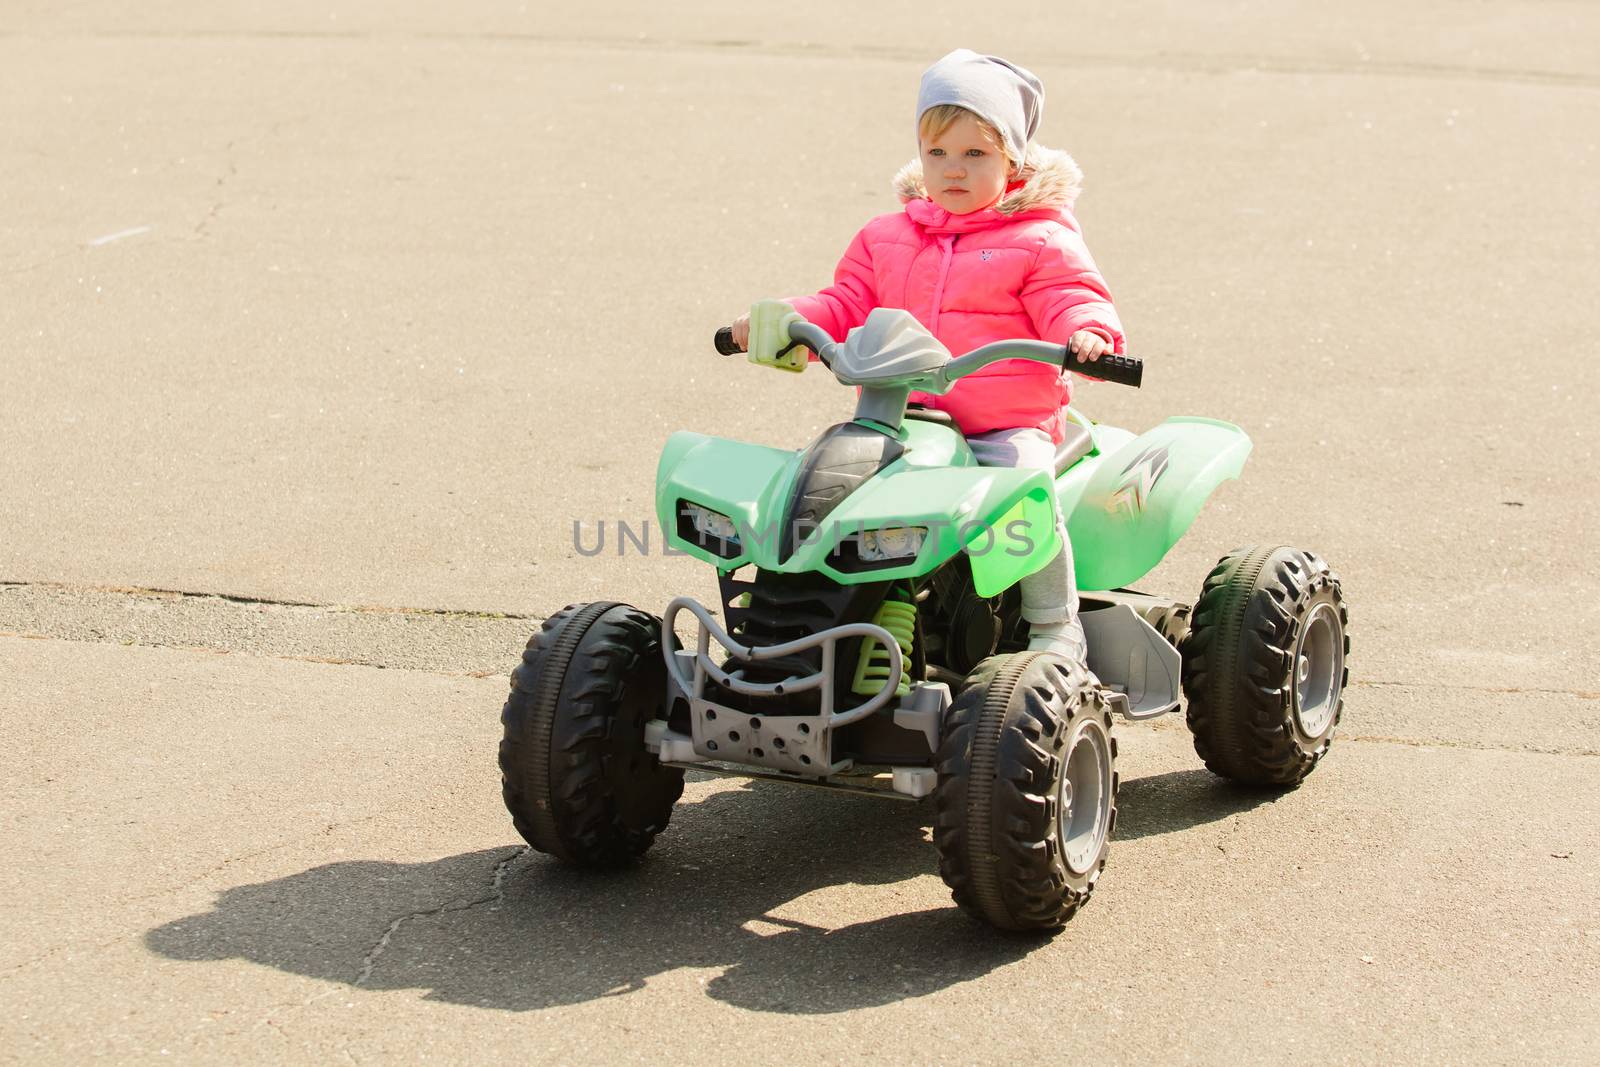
[1182,545,1350,787]
[1142,601,1192,650]
[932,651,1118,931]
[499,601,685,866]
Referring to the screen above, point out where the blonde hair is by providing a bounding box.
[917,104,1015,170]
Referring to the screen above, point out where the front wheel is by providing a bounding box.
[932,651,1117,932]
[498,601,684,866]
[1182,546,1349,787]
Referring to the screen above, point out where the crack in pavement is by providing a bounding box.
[5,582,1597,756]
[1352,678,1599,700]
[355,846,528,988]
[0,817,396,982]
[0,629,505,678]
[1137,713,1600,758]
[1213,813,1251,858]
[26,621,1582,709]
[0,579,539,675]
[192,140,237,237]
[248,846,531,1037]
[117,814,391,906]
[9,578,1594,691]
[1340,732,1599,758]
[0,580,536,620]
[8,579,1593,696]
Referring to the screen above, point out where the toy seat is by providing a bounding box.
[907,406,1090,475]
[904,405,954,426]
[1054,422,1095,476]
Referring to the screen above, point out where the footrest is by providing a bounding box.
[690,701,836,775]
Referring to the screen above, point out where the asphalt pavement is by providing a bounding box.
[2,2,1597,1063]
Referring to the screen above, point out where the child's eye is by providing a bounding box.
[928,148,944,156]
[966,148,985,157]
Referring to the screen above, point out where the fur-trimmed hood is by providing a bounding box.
[892,143,1084,214]
[784,138,1123,445]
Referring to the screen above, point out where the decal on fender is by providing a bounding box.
[1107,444,1171,517]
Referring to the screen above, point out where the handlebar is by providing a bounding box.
[1069,351,1143,388]
[712,323,1141,388]
[712,321,836,370]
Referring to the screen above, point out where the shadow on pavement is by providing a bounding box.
[146,768,1261,1014]
[1112,768,1281,841]
[146,780,1033,1015]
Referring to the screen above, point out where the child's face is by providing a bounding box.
[919,112,1013,215]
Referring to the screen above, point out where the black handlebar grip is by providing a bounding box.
[1066,349,1143,388]
[713,327,742,356]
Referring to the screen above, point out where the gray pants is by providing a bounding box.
[965,426,1078,625]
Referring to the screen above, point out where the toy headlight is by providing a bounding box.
[858,526,926,562]
[683,504,740,544]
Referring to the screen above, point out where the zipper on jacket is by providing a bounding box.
[928,234,957,336]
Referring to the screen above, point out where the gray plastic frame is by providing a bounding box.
[661,596,905,776]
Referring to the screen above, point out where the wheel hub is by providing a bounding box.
[1056,716,1112,877]
[1292,602,1344,739]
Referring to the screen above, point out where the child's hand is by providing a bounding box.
[731,313,751,352]
[1067,330,1111,363]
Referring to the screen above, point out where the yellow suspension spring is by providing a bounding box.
[851,589,916,698]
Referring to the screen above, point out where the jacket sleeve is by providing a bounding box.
[1020,223,1125,354]
[785,224,879,344]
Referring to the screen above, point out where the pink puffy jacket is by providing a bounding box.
[787,146,1124,445]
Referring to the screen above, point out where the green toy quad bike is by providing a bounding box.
[498,306,1349,932]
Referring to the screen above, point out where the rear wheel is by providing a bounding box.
[499,602,684,866]
[932,652,1117,931]
[1141,601,1192,650]
[1182,546,1349,787]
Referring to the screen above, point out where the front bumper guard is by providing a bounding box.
[657,595,905,777]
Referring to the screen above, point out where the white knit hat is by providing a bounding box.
[916,49,1045,165]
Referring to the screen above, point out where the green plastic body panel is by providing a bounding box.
[1062,416,1252,591]
[656,419,1061,589]
[657,413,1249,596]
[965,486,1061,597]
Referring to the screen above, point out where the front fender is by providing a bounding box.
[1064,417,1252,591]
[799,464,1060,593]
[655,431,799,569]
[656,427,1059,588]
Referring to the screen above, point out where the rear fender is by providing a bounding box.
[1063,417,1252,591]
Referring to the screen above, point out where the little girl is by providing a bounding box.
[731,49,1124,661]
